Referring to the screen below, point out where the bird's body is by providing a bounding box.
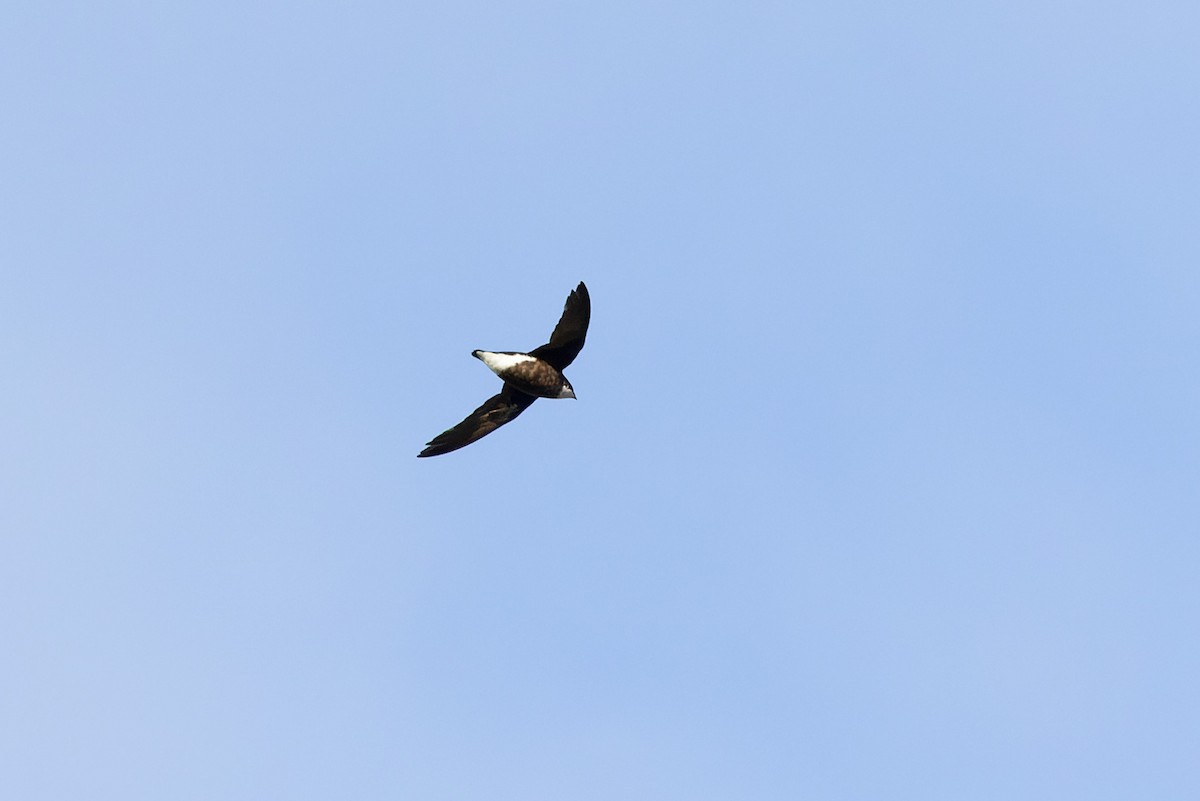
[418,282,590,457]
[472,350,576,399]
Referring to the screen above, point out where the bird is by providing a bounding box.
[417,281,590,457]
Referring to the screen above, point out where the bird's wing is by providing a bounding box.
[528,281,590,370]
[417,384,538,457]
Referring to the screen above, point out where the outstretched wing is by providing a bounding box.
[417,384,538,457]
[528,281,590,370]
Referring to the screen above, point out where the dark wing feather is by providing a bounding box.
[417,385,538,457]
[528,281,590,370]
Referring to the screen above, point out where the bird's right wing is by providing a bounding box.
[417,385,538,457]
[529,281,590,370]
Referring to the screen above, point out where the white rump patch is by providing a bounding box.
[476,351,535,375]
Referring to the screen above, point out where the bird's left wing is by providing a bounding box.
[417,384,538,457]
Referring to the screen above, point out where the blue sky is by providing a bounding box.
[3,2,1198,799]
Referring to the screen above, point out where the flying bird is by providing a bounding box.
[418,281,590,457]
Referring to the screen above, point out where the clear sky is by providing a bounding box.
[3,2,1198,799]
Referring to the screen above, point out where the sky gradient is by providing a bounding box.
[3,2,1198,799]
